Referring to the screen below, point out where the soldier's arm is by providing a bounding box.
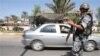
[67,20,83,30]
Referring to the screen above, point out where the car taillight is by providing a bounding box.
[22,34,25,37]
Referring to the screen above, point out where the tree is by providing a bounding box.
[35,15,49,26]
[31,5,41,26]
[0,19,4,31]
[96,7,100,22]
[11,15,18,28]
[67,14,79,23]
[46,0,75,13]
[0,19,4,26]
[32,5,41,16]
[5,16,10,31]
[0,19,3,23]
[21,11,28,21]
[96,7,100,27]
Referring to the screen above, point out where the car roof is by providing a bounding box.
[43,23,67,25]
[42,23,71,27]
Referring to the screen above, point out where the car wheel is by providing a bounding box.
[31,40,44,51]
[84,41,96,52]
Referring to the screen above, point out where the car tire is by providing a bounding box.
[31,40,44,51]
[84,41,96,52]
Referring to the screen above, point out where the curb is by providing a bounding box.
[0,32,100,37]
[92,34,100,36]
[0,32,23,37]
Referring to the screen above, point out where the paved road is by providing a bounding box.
[0,36,100,56]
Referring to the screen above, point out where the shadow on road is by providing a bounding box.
[20,46,32,56]
[45,47,72,51]
[20,46,100,56]
[61,51,75,56]
[20,46,72,56]
[21,46,100,51]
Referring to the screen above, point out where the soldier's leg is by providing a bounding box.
[78,35,86,56]
[72,36,82,56]
[79,49,83,56]
[79,36,88,56]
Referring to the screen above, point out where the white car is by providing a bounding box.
[22,23,100,51]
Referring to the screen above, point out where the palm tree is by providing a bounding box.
[5,16,10,31]
[32,5,41,16]
[11,15,18,27]
[31,5,41,26]
[46,0,75,14]
[21,11,28,21]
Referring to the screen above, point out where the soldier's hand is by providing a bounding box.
[67,20,75,25]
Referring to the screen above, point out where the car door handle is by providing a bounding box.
[39,35,44,36]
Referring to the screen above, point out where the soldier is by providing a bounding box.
[64,3,93,56]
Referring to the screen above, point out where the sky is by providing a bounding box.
[0,0,100,20]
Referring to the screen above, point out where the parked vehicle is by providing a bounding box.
[22,23,100,51]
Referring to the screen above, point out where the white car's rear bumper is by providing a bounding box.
[22,39,32,46]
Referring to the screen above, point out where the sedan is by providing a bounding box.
[22,23,100,51]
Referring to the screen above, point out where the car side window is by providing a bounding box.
[60,25,70,33]
[40,25,56,33]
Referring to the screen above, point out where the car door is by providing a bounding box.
[39,24,66,46]
[59,25,73,47]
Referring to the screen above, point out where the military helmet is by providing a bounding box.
[80,3,90,10]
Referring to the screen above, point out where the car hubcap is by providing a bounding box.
[85,43,95,51]
[33,42,43,50]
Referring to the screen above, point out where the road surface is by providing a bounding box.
[0,36,100,56]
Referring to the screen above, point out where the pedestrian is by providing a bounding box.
[64,3,93,56]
